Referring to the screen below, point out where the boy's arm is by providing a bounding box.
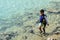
[45,15,49,26]
[39,16,42,23]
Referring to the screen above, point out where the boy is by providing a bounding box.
[39,9,49,34]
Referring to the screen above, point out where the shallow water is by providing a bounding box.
[0,0,60,40]
[0,0,51,18]
[0,0,52,32]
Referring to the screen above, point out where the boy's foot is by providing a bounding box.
[42,32,49,36]
[43,32,46,34]
[43,32,46,35]
[40,31,42,34]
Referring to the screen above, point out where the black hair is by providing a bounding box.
[40,9,44,12]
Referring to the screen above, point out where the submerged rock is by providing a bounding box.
[0,32,18,40]
[29,29,35,34]
[47,34,60,40]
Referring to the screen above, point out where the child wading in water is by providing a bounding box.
[39,9,49,34]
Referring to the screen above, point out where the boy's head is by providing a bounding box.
[40,9,44,15]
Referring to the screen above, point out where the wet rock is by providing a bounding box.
[0,32,18,40]
[6,36,11,40]
[24,25,32,28]
[58,21,60,24]
[36,19,40,24]
[0,39,3,40]
[25,36,27,39]
[17,22,23,26]
[28,29,35,34]
[36,13,40,16]
[47,38,57,40]
[46,1,60,14]
[24,13,33,16]
[54,32,60,35]
[29,13,33,15]
[28,16,31,19]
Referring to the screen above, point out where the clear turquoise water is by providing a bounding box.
[0,0,52,32]
[0,0,51,18]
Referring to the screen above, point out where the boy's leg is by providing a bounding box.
[43,27,45,34]
[43,24,46,34]
[39,26,42,33]
[39,23,43,33]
